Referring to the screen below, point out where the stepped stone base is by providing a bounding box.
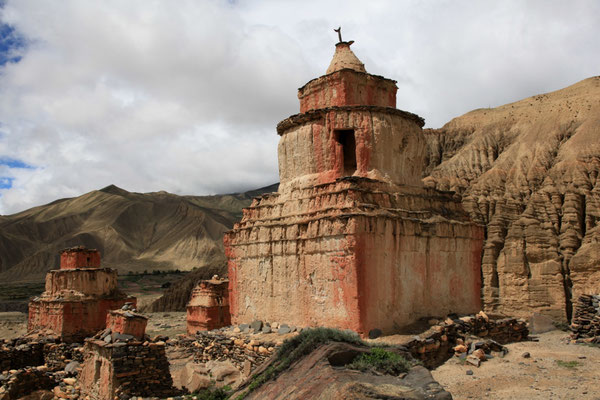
[28,297,134,342]
[28,267,134,342]
[225,178,484,336]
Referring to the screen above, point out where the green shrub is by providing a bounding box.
[190,385,231,400]
[275,327,363,361]
[347,347,412,375]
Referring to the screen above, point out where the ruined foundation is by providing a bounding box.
[187,277,231,335]
[28,247,135,342]
[80,311,179,400]
[225,40,484,336]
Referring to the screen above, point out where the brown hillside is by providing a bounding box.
[0,183,278,283]
[424,76,600,321]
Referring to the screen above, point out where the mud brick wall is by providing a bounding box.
[226,179,483,336]
[187,279,231,334]
[28,297,134,342]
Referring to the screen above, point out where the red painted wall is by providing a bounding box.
[60,249,101,269]
[106,311,147,339]
[299,70,397,113]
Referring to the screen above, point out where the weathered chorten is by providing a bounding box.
[224,36,484,336]
[186,276,231,334]
[28,246,135,342]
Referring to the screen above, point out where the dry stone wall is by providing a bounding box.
[80,338,181,400]
[404,312,528,368]
[570,294,600,342]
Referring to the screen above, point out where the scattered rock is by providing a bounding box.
[278,324,291,335]
[368,329,382,339]
[466,355,481,367]
[261,325,272,334]
[64,361,79,375]
[63,377,76,385]
[472,349,486,361]
[453,344,468,354]
[250,320,263,332]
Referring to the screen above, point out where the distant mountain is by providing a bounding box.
[0,183,278,283]
[424,76,600,321]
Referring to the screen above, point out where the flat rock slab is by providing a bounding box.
[232,341,451,400]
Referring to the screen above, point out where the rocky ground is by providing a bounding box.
[432,330,600,400]
[2,311,600,399]
[0,312,26,340]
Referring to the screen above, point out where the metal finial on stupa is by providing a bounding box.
[326,27,365,74]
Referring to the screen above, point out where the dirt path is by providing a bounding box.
[0,312,27,340]
[432,330,600,399]
[144,311,187,338]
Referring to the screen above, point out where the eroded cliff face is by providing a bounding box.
[424,76,600,322]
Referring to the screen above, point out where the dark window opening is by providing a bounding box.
[335,129,357,176]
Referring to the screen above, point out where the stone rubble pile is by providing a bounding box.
[0,339,45,371]
[403,311,528,368]
[0,367,57,400]
[570,294,600,343]
[0,337,84,400]
[169,329,276,372]
[43,343,84,371]
[451,337,507,368]
[0,337,83,373]
[233,321,301,335]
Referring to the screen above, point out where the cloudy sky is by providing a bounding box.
[0,0,598,215]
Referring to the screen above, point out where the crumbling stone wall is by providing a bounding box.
[0,340,44,371]
[79,339,181,400]
[404,313,528,368]
[0,368,56,399]
[276,108,427,192]
[0,338,83,373]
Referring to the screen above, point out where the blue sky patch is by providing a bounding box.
[0,176,13,189]
[0,157,33,169]
[0,4,25,66]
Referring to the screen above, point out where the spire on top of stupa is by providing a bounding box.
[326,27,366,74]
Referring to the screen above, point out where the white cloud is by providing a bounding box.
[0,0,599,214]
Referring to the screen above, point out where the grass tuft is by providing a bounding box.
[347,347,412,375]
[555,360,581,369]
